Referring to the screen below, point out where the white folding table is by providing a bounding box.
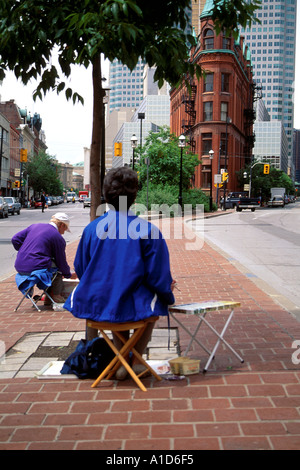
[169,301,244,372]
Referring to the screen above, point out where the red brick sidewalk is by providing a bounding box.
[0,216,300,450]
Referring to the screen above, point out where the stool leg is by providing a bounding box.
[91,329,148,392]
[113,328,162,381]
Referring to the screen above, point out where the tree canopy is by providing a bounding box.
[0,0,261,219]
[136,126,199,190]
[25,151,63,195]
[237,161,295,201]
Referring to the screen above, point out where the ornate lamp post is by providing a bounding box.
[178,134,186,210]
[130,134,138,170]
[209,149,214,212]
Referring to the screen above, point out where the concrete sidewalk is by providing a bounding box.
[0,214,300,450]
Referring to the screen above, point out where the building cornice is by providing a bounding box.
[192,49,251,83]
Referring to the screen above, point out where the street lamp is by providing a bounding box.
[138,112,145,149]
[209,149,214,212]
[130,134,138,170]
[222,116,232,211]
[178,134,186,210]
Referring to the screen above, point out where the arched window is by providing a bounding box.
[204,29,214,50]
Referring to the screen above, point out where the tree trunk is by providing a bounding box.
[90,55,105,221]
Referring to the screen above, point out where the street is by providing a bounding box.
[2,200,300,320]
[189,201,300,318]
[0,202,91,280]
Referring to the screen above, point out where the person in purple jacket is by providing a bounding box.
[12,212,77,304]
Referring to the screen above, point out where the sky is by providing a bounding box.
[0,7,299,166]
[0,59,109,165]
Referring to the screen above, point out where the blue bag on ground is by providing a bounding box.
[60,337,115,379]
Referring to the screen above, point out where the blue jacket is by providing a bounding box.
[64,210,175,322]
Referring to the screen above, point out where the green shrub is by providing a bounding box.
[135,184,216,214]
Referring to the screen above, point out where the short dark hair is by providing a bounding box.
[103,167,138,210]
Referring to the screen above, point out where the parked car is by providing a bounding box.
[83,197,91,208]
[53,196,60,205]
[4,197,21,215]
[0,197,8,218]
[34,199,43,208]
[57,196,64,204]
[267,196,285,207]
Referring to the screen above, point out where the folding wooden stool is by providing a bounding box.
[86,316,162,392]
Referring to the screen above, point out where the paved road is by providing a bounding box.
[189,202,300,319]
[0,202,90,280]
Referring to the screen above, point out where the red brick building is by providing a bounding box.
[170,9,255,203]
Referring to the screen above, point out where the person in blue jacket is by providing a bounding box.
[64,167,176,380]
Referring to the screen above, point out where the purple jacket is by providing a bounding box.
[12,223,71,277]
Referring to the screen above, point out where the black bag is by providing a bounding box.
[60,337,115,379]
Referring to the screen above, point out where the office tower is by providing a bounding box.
[191,0,206,36]
[293,130,300,184]
[241,0,297,176]
[108,58,145,113]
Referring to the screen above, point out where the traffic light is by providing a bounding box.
[114,142,122,156]
[15,181,20,188]
[20,148,27,162]
[222,172,229,182]
[263,164,270,174]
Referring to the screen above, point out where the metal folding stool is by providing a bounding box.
[14,271,59,313]
[86,316,162,392]
[169,301,244,372]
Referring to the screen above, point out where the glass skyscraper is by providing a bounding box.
[108,58,145,114]
[240,0,297,175]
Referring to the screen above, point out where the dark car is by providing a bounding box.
[0,197,8,218]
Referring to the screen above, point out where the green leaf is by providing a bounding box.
[65,87,72,100]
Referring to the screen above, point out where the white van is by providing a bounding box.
[66,192,76,202]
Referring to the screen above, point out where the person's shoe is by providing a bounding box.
[132,364,151,377]
[115,365,128,381]
[52,294,67,304]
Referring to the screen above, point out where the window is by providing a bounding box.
[222,35,231,49]
[220,133,227,155]
[221,102,228,121]
[203,102,213,121]
[204,29,214,50]
[204,73,214,92]
[221,73,230,92]
[202,166,211,189]
[202,133,212,154]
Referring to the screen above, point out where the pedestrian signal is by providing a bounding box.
[263,164,270,174]
[114,142,122,156]
[222,172,228,182]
